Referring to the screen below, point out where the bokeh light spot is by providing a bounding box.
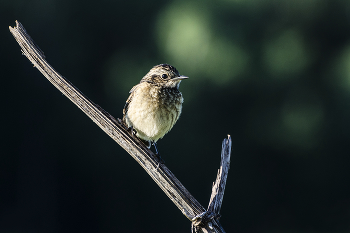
[280,89,324,149]
[332,44,350,92]
[156,2,249,86]
[263,29,311,78]
[156,2,211,67]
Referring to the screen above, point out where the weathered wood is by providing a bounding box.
[9,21,231,233]
[191,136,231,233]
[208,135,231,215]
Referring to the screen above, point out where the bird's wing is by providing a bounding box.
[122,84,138,122]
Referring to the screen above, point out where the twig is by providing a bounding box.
[191,136,231,233]
[9,20,231,233]
[208,135,231,215]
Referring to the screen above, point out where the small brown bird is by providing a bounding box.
[123,64,188,155]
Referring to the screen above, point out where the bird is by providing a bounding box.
[123,64,188,158]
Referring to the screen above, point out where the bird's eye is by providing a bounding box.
[162,74,168,79]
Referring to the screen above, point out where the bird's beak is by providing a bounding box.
[172,75,189,81]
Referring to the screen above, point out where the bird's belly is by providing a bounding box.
[125,98,180,142]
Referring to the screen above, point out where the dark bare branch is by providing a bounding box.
[208,135,231,215]
[9,21,230,233]
[191,135,231,233]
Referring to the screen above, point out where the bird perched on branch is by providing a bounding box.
[123,64,188,158]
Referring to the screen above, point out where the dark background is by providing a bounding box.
[1,0,350,232]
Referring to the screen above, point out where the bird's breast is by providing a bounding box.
[125,85,183,142]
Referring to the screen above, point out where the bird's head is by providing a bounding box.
[141,64,188,89]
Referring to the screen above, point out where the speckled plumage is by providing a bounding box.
[123,64,188,148]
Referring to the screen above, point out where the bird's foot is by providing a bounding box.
[127,125,137,138]
[153,142,165,165]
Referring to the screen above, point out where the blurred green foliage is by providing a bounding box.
[1,0,350,232]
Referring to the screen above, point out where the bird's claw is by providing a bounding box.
[153,142,165,165]
[127,125,137,138]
